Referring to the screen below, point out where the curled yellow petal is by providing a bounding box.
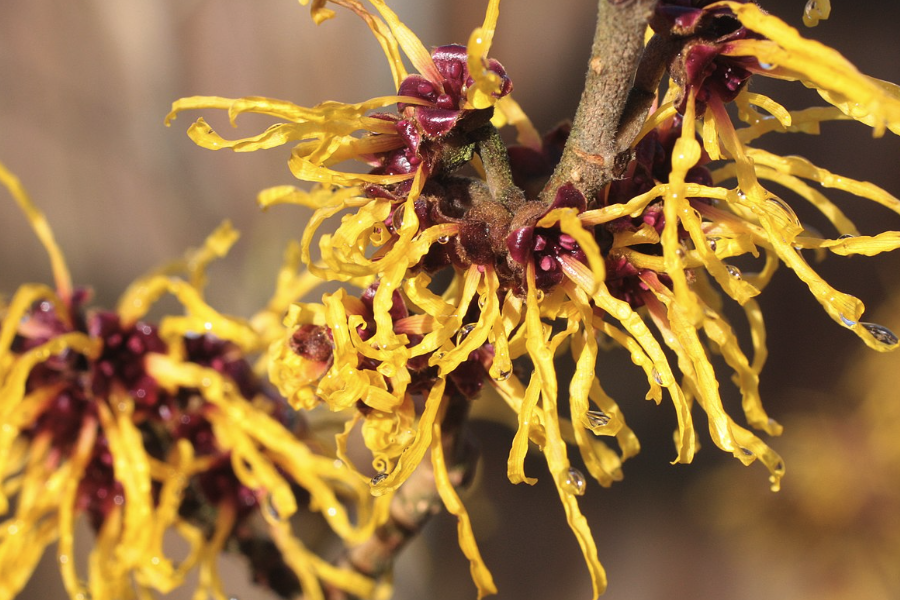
[0,160,72,301]
[369,378,446,495]
[718,1,900,136]
[466,27,502,110]
[492,95,541,150]
[817,232,900,256]
[431,417,496,599]
[366,0,441,85]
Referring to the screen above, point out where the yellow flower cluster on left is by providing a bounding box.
[0,160,387,600]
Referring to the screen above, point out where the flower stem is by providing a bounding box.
[327,420,478,599]
[475,124,525,207]
[541,0,662,205]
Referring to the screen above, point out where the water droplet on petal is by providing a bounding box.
[861,322,899,346]
[586,410,610,428]
[492,368,511,382]
[837,233,856,240]
[535,289,545,302]
[437,235,450,244]
[766,195,801,228]
[803,0,829,26]
[725,264,742,280]
[456,323,477,345]
[560,467,587,497]
[707,237,719,252]
[371,472,388,485]
[739,447,754,457]
[839,313,858,328]
[477,295,487,309]
[262,496,282,521]
[651,368,664,386]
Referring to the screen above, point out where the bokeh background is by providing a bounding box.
[2,1,900,599]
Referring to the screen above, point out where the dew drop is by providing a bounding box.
[456,323,477,345]
[492,368,511,382]
[58,554,68,565]
[837,233,856,240]
[861,322,899,346]
[560,467,587,497]
[803,0,829,26]
[437,235,450,244]
[707,237,719,252]
[839,313,858,328]
[739,447,754,457]
[675,247,686,259]
[725,264,742,280]
[477,295,487,309]
[766,195,801,228]
[371,472,388,485]
[586,410,610,428]
[535,289,545,302]
[262,494,282,521]
[651,368,664,386]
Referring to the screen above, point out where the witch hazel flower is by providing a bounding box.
[172,1,900,599]
[167,0,518,187]
[0,162,383,600]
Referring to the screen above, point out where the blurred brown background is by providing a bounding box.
[3,1,900,599]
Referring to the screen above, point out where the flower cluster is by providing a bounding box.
[166,0,900,597]
[0,163,384,600]
[0,0,890,599]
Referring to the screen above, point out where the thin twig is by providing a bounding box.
[326,422,478,600]
[541,0,661,205]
